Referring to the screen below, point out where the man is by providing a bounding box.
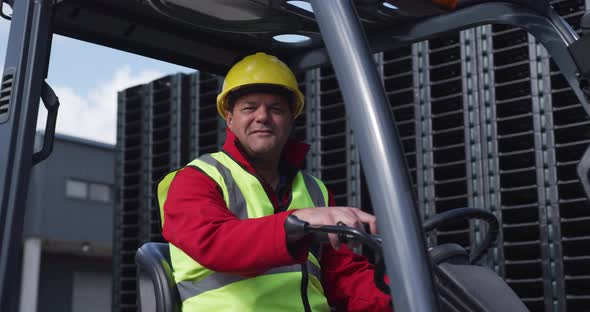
[158,52,393,311]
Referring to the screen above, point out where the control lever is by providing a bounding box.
[284,214,389,293]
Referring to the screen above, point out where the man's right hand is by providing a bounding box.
[291,207,378,250]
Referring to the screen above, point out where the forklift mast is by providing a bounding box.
[1,1,589,312]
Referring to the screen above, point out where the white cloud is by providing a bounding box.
[1,19,10,71]
[37,66,163,144]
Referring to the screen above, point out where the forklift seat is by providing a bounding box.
[135,242,181,312]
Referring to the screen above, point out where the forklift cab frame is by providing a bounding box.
[1,0,589,311]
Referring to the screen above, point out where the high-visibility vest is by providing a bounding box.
[157,152,331,312]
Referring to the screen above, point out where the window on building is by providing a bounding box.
[89,183,111,203]
[66,179,88,199]
[66,179,111,203]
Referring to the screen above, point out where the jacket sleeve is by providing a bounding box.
[320,192,393,312]
[161,167,307,276]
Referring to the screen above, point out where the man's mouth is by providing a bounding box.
[250,129,273,135]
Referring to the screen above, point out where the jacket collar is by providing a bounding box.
[222,128,310,175]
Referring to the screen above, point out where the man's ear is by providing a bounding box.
[225,111,233,128]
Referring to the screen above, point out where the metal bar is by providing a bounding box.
[305,69,321,178]
[528,35,565,311]
[309,1,438,311]
[216,77,226,150]
[172,74,182,168]
[18,238,41,312]
[345,103,360,208]
[143,81,153,245]
[0,0,52,310]
[190,72,200,159]
[293,3,588,116]
[528,34,565,312]
[413,41,436,246]
[113,89,126,312]
[460,28,486,258]
[476,24,505,275]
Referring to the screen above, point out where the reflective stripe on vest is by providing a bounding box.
[193,153,327,220]
[301,172,327,207]
[196,153,248,219]
[157,152,330,311]
[177,261,322,302]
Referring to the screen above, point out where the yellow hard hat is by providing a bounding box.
[216,52,304,119]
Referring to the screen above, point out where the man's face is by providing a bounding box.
[225,92,294,159]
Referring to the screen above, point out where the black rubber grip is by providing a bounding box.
[284,214,309,242]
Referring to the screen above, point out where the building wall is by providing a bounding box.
[23,133,115,312]
[25,133,114,252]
[37,253,111,312]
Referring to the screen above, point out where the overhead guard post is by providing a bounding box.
[0,0,52,311]
[309,0,439,311]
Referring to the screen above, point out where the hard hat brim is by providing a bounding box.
[216,83,304,120]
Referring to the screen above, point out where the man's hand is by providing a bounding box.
[291,207,378,250]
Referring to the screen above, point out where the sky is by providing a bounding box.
[0,1,323,145]
[0,12,193,145]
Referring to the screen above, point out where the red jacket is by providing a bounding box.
[162,129,393,311]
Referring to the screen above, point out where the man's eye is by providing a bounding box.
[242,106,255,111]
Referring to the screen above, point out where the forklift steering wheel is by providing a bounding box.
[422,208,499,264]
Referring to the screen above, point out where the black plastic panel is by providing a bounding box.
[114,84,146,312]
[491,24,545,311]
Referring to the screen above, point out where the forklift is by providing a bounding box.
[1,0,590,311]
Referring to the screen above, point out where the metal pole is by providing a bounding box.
[0,0,52,310]
[309,1,438,311]
[18,238,42,312]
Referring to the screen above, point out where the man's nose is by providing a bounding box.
[254,106,270,122]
